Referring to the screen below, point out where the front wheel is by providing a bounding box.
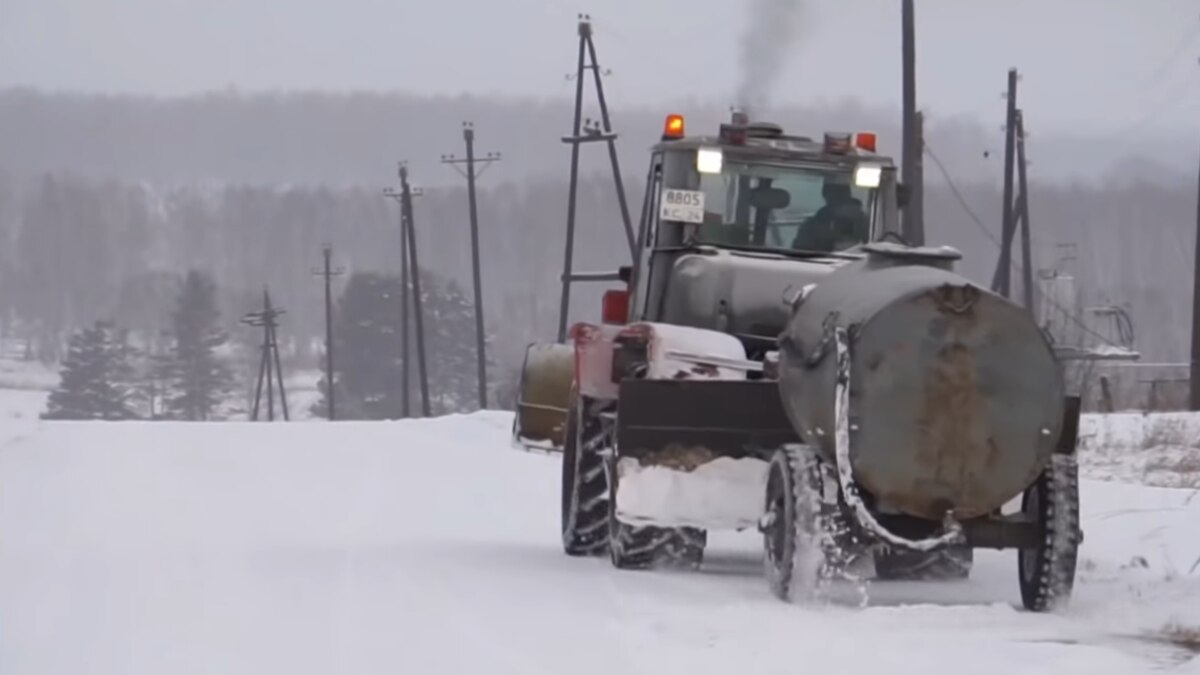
[1018,453,1082,612]
[763,445,831,602]
[560,390,611,556]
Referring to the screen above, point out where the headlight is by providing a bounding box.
[696,148,723,174]
[854,164,882,188]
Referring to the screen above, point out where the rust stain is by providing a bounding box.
[933,283,981,316]
[910,337,984,518]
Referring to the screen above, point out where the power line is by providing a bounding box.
[1095,63,1200,147]
[923,143,999,245]
[923,140,1121,350]
[1138,16,1200,93]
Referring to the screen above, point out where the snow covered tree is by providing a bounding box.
[42,320,138,420]
[161,269,234,420]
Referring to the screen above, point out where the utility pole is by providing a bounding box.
[1190,131,1200,410]
[313,245,344,420]
[442,122,500,410]
[556,14,638,342]
[911,109,926,244]
[241,288,289,421]
[992,68,1020,298]
[900,0,924,244]
[1016,110,1035,315]
[384,162,431,417]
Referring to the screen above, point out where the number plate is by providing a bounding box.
[659,189,706,224]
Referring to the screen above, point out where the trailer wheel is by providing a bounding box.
[1018,453,1081,612]
[560,390,611,557]
[763,445,830,602]
[875,545,973,581]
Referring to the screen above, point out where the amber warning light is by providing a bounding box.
[663,114,685,140]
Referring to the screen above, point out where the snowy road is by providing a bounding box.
[1,413,1199,674]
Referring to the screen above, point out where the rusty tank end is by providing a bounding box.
[777,243,1064,521]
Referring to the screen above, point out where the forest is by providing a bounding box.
[0,89,1193,414]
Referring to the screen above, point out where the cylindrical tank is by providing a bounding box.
[777,243,1064,521]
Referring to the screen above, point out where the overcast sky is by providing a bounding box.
[2,0,1197,137]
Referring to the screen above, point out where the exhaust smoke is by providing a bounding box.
[735,0,805,119]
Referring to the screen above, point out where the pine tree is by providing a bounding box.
[309,270,492,419]
[425,277,494,415]
[42,320,138,420]
[162,269,233,420]
[310,272,403,420]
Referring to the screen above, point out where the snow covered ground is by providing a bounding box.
[1,412,1199,674]
[1080,412,1200,488]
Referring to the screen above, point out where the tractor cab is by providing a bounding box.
[638,112,901,257]
[624,112,905,344]
[511,112,906,452]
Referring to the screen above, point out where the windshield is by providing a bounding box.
[689,161,878,254]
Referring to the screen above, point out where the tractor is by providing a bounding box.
[512,111,1081,610]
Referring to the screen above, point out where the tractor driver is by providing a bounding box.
[791,179,869,253]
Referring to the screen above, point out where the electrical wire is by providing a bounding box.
[1138,16,1200,94]
[923,141,1125,350]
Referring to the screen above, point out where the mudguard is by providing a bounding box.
[511,341,575,453]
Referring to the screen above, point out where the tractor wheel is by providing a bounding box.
[875,545,974,581]
[560,390,611,557]
[763,445,831,602]
[1018,453,1082,612]
[607,477,707,570]
[604,434,707,570]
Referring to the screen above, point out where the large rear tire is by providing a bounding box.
[1018,453,1082,612]
[560,390,611,557]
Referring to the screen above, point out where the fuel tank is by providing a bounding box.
[777,243,1064,520]
[659,248,845,339]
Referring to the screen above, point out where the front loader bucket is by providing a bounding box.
[511,341,575,453]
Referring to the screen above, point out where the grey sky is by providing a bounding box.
[2,0,1197,136]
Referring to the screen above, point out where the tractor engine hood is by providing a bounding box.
[659,248,848,340]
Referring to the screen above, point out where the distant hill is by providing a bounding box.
[0,88,1188,189]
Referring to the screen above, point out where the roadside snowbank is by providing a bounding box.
[1079,412,1200,488]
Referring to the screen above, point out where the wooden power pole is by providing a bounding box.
[1190,133,1200,410]
[314,245,344,420]
[1016,110,1035,315]
[555,15,638,342]
[442,123,501,411]
[992,68,1020,298]
[384,162,432,417]
[900,0,925,245]
[241,288,289,421]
